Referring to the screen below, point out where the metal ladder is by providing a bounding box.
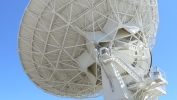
[113,56,143,82]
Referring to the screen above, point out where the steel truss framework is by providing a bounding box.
[18,0,160,99]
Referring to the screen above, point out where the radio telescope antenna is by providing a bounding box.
[18,0,167,100]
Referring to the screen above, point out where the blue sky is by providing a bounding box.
[0,0,176,100]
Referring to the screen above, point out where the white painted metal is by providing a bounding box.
[18,0,167,100]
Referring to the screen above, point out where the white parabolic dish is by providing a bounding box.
[18,0,166,99]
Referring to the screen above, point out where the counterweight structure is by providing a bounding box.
[18,0,167,100]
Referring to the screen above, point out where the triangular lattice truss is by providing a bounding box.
[18,0,160,99]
